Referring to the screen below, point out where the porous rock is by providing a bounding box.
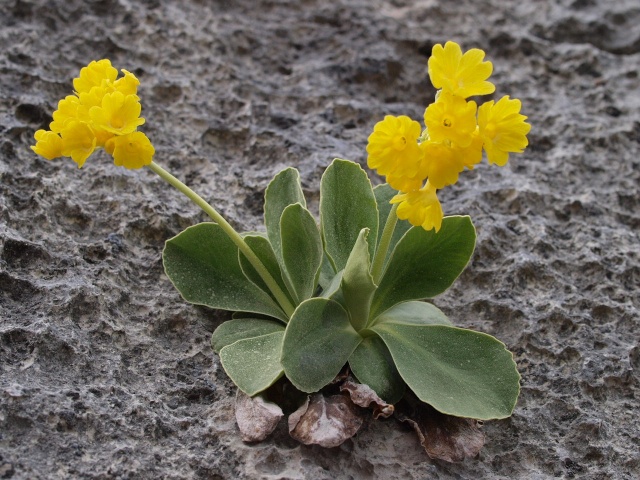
[1,0,639,478]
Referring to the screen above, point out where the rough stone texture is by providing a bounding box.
[1,0,639,478]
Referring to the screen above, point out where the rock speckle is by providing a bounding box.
[1,0,639,478]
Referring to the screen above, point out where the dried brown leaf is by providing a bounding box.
[396,396,485,462]
[235,390,283,442]
[339,377,394,419]
[329,368,350,385]
[288,393,363,448]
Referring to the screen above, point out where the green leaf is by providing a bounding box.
[318,254,337,290]
[220,331,285,396]
[281,298,362,392]
[370,216,476,319]
[349,335,405,404]
[211,318,285,353]
[372,321,521,420]
[373,183,411,267]
[341,228,377,331]
[242,231,268,238]
[163,223,286,321]
[280,203,323,302]
[239,234,295,307]
[231,311,274,320]
[320,159,378,271]
[264,168,306,268]
[372,301,453,328]
[319,270,343,299]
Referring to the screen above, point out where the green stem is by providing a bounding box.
[371,202,398,284]
[147,161,295,318]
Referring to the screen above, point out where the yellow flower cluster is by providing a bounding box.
[367,41,531,232]
[31,60,154,169]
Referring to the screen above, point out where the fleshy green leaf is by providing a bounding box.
[341,228,377,331]
[281,298,362,392]
[242,231,268,238]
[320,159,378,272]
[318,254,337,290]
[280,203,323,302]
[219,331,285,396]
[163,223,286,321]
[239,234,295,307]
[211,318,285,353]
[371,301,453,328]
[264,167,306,268]
[372,321,521,420]
[231,311,274,320]
[370,216,476,320]
[373,183,411,267]
[319,270,343,299]
[349,335,405,404]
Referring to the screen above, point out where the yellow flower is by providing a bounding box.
[428,41,495,98]
[60,120,97,167]
[419,141,466,189]
[424,92,477,148]
[385,168,428,193]
[77,72,139,112]
[49,95,82,133]
[89,91,145,135]
[32,60,152,170]
[367,115,425,191]
[78,86,108,110]
[31,130,63,160]
[113,69,140,96]
[107,132,155,169]
[73,59,118,95]
[418,128,483,189]
[453,127,484,169]
[93,128,115,148]
[478,96,531,166]
[391,181,443,232]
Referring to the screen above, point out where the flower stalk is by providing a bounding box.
[370,203,398,284]
[147,161,295,318]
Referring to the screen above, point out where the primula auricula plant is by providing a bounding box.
[32,41,530,455]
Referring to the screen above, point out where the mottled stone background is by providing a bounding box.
[1,0,639,478]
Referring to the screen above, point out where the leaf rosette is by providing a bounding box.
[163,158,520,421]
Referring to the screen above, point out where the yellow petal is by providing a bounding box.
[428,41,494,98]
[60,121,97,168]
[424,93,477,148]
[90,91,144,135]
[420,141,465,189]
[31,130,63,160]
[367,115,425,186]
[110,132,155,169]
[478,96,530,166]
[113,69,140,96]
[73,59,118,95]
[393,182,443,232]
[50,95,82,133]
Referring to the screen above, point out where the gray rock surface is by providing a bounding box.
[1,0,639,478]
